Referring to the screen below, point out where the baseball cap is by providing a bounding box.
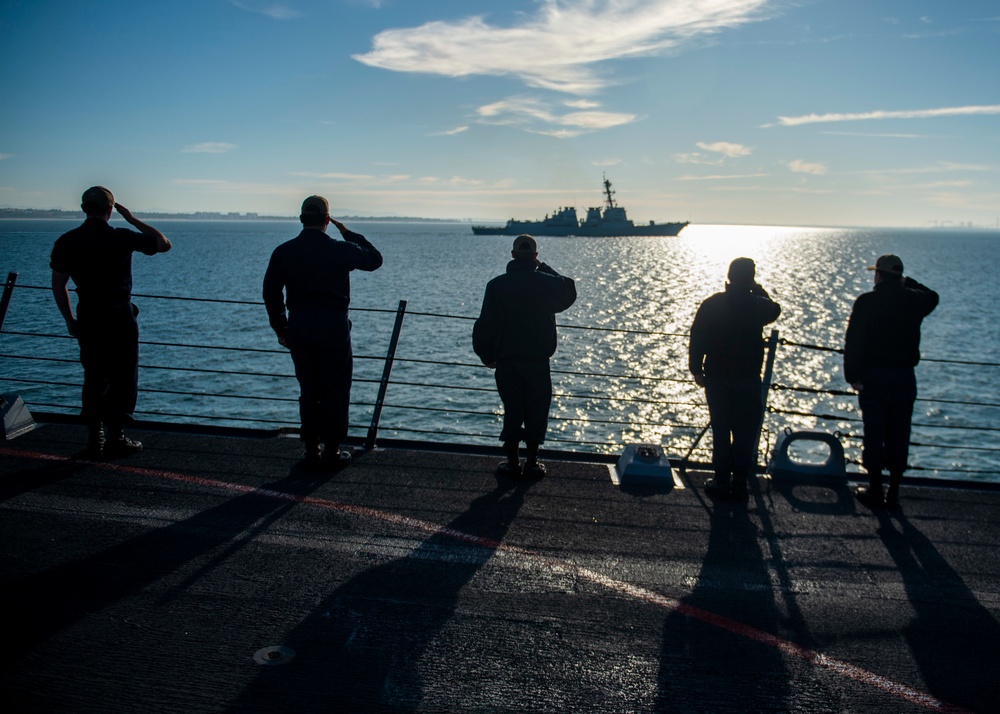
[868,254,904,274]
[300,195,330,217]
[512,234,537,257]
[81,186,114,212]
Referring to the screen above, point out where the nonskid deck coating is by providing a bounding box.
[2,424,999,713]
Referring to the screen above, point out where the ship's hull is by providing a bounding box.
[472,221,688,237]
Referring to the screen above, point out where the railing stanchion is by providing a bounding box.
[755,328,780,469]
[0,272,19,333]
[365,300,407,450]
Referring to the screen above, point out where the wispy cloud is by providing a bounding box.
[418,176,490,188]
[863,162,992,176]
[924,190,1000,212]
[0,153,11,160]
[767,104,1000,127]
[821,131,926,138]
[787,159,827,175]
[475,96,636,138]
[566,99,602,109]
[230,1,301,20]
[172,179,302,199]
[674,153,724,165]
[354,0,770,95]
[182,142,237,154]
[918,180,974,189]
[677,173,769,180]
[289,172,376,181]
[697,141,753,157]
[674,140,752,165]
[288,172,426,187]
[432,126,470,136]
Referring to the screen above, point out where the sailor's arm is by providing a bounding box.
[115,203,172,253]
[51,270,77,336]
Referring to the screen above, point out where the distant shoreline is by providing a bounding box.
[0,208,469,223]
[1,209,994,231]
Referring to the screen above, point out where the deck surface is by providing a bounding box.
[2,423,999,713]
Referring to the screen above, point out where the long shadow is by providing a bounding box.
[655,491,790,712]
[0,458,86,503]
[229,477,531,713]
[0,462,332,661]
[875,509,1000,712]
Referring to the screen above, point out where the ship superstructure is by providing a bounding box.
[472,177,688,237]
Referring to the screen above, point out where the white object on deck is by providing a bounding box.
[767,428,846,480]
[1,394,36,440]
[612,443,680,488]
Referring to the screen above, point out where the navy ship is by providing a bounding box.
[472,177,688,237]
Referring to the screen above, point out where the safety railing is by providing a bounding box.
[766,337,1000,482]
[3,270,999,482]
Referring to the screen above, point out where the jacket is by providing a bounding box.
[689,282,781,379]
[262,227,382,338]
[844,275,938,384]
[472,260,577,364]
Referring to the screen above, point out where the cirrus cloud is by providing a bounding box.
[182,142,237,154]
[476,95,636,138]
[767,104,1000,127]
[697,141,753,157]
[229,1,300,20]
[674,140,752,165]
[354,0,770,95]
[788,159,827,175]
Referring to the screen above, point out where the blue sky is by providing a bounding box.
[1,0,998,227]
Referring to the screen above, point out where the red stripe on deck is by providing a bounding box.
[0,446,971,713]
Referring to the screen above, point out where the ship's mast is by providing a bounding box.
[602,174,617,209]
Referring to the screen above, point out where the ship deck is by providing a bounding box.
[2,422,999,713]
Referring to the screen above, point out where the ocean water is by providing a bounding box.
[2,218,998,482]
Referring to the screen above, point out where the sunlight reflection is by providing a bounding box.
[674,224,841,297]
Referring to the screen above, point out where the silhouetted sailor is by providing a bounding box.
[845,254,938,508]
[689,258,780,501]
[50,186,172,458]
[473,234,576,478]
[263,196,382,469]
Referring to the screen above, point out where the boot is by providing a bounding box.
[83,422,105,459]
[729,471,750,502]
[856,470,885,508]
[523,441,546,479]
[320,443,352,470]
[301,441,322,469]
[885,471,903,508]
[104,424,143,458]
[705,469,731,500]
[496,441,521,477]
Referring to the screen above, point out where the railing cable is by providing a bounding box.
[3,274,998,475]
[770,383,1000,409]
[779,337,1000,368]
[770,406,1000,432]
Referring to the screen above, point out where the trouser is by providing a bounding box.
[858,367,917,476]
[287,310,352,447]
[494,359,552,444]
[76,303,140,432]
[704,376,762,487]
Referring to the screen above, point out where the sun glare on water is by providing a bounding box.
[676,224,824,274]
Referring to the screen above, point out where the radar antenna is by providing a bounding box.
[602,174,617,209]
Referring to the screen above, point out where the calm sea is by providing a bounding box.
[2,219,998,482]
